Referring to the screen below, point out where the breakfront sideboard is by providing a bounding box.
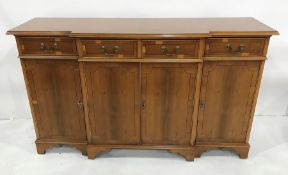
[7,18,278,161]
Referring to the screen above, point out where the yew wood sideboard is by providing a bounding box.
[7,18,278,161]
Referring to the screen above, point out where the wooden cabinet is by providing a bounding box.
[141,63,198,145]
[8,18,278,161]
[82,62,140,144]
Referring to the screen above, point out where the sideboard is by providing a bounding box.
[7,18,278,161]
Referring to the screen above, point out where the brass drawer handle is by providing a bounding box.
[113,45,119,53]
[238,44,245,51]
[225,43,245,52]
[160,45,168,54]
[51,43,58,51]
[160,45,181,56]
[101,45,120,56]
[174,45,181,54]
[225,44,232,51]
[40,42,46,50]
[101,45,107,53]
[39,42,58,51]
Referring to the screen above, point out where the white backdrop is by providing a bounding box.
[0,0,287,119]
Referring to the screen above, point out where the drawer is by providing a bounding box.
[142,40,199,58]
[205,38,266,57]
[19,37,77,55]
[81,40,138,58]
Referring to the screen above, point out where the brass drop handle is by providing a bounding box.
[101,45,120,55]
[50,43,58,51]
[112,45,119,53]
[160,45,181,55]
[238,44,245,51]
[39,42,58,51]
[174,45,181,54]
[101,45,107,53]
[160,45,168,54]
[40,42,46,50]
[225,44,232,51]
[225,43,245,52]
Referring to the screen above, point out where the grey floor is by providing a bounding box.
[0,116,287,175]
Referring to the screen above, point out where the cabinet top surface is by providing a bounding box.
[7,18,278,37]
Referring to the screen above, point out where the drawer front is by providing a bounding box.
[142,40,199,58]
[81,40,138,58]
[205,38,266,57]
[19,37,77,55]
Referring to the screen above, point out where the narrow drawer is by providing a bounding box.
[142,40,199,58]
[81,40,138,58]
[205,38,266,57]
[19,37,77,55]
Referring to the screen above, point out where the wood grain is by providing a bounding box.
[141,63,197,145]
[83,62,140,144]
[22,59,87,140]
[197,61,261,143]
[7,18,279,37]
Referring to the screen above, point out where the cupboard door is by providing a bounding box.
[197,61,261,143]
[83,63,140,144]
[22,60,86,140]
[141,63,198,145]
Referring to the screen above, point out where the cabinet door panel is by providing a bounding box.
[197,61,261,143]
[141,63,198,145]
[23,60,86,140]
[83,63,140,144]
